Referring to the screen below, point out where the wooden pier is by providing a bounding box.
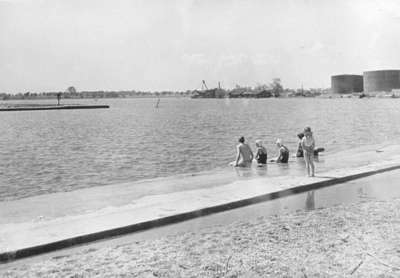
[0,105,110,112]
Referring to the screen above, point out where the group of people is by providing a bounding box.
[233,127,322,177]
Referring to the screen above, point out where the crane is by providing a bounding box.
[201,80,208,91]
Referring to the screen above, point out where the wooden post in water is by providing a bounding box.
[57,93,61,106]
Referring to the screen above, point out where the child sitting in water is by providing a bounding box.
[255,140,268,166]
[296,133,305,157]
[272,139,289,163]
[301,127,315,177]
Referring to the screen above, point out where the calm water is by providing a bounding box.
[1,98,400,201]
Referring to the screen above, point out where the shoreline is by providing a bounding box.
[1,144,400,262]
[1,93,400,101]
[1,140,397,203]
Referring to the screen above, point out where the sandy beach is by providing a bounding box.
[2,194,400,277]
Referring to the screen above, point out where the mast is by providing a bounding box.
[201,80,208,91]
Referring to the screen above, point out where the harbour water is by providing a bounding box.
[1,97,400,201]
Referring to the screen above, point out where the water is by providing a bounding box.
[1,97,400,201]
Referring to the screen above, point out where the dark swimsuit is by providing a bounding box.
[296,143,304,157]
[257,150,267,164]
[277,146,289,163]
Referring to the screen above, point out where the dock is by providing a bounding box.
[0,105,109,112]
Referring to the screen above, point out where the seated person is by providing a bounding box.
[255,140,267,165]
[234,136,254,167]
[296,132,325,157]
[272,139,289,163]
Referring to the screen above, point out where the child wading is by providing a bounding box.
[301,127,315,177]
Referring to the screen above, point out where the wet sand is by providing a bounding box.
[1,199,400,277]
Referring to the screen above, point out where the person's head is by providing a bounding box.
[238,136,245,143]
[276,138,282,147]
[255,139,263,147]
[304,127,312,137]
[297,132,304,140]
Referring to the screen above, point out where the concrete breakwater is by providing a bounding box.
[1,144,400,262]
[0,104,109,111]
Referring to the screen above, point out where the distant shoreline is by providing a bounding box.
[0,92,400,100]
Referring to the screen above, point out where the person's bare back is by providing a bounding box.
[240,143,253,161]
[235,137,254,167]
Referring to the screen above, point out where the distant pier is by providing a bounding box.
[0,104,110,112]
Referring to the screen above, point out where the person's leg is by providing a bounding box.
[304,151,310,176]
[309,152,315,176]
[237,161,252,167]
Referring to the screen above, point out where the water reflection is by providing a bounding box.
[305,191,315,210]
[233,160,310,179]
[234,166,253,178]
[357,187,366,198]
[233,164,269,178]
[255,166,268,177]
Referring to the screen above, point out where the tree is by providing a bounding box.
[254,83,270,91]
[271,78,283,97]
[67,86,77,94]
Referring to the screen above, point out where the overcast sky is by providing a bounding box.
[1,0,400,93]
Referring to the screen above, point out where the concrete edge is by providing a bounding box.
[0,105,110,112]
[1,164,399,263]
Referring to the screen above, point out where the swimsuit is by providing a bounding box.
[256,149,267,164]
[296,142,304,157]
[277,146,289,163]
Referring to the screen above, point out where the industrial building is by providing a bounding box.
[363,70,400,93]
[331,74,363,94]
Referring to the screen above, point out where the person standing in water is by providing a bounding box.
[234,136,254,167]
[301,127,315,177]
[273,139,289,163]
[255,140,268,166]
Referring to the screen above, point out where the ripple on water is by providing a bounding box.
[1,98,400,201]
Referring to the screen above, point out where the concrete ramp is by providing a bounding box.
[1,144,400,262]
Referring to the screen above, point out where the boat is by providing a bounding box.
[191,80,227,98]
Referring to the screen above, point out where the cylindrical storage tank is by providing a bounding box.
[363,70,400,93]
[331,74,363,94]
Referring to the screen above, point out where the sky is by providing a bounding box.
[1,0,400,93]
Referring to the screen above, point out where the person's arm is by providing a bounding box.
[302,138,311,152]
[270,147,279,162]
[301,138,306,150]
[249,146,254,161]
[277,147,284,162]
[235,146,241,166]
[311,137,315,149]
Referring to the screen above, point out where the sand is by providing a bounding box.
[2,197,400,277]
